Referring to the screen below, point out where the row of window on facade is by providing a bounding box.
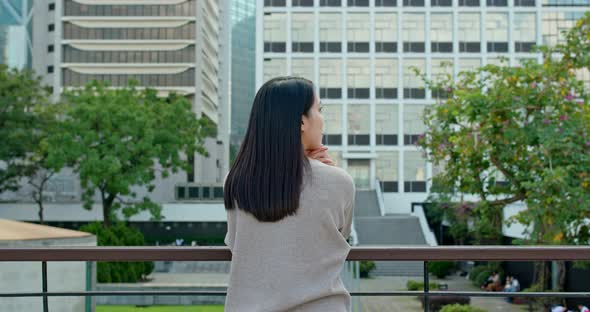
[263,12,582,53]
[63,0,197,17]
[266,0,588,6]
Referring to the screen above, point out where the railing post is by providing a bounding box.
[42,261,48,312]
[424,261,429,312]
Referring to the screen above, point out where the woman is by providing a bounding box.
[224,77,355,311]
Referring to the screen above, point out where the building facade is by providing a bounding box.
[0,0,231,221]
[230,0,257,146]
[0,0,34,70]
[257,0,589,213]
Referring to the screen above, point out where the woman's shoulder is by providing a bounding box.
[308,159,355,191]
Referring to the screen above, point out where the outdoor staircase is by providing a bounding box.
[353,190,428,277]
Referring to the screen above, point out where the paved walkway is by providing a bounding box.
[358,274,530,312]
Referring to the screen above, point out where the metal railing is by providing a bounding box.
[2,246,590,312]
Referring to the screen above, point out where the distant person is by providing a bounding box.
[551,305,567,312]
[482,271,501,291]
[579,305,590,312]
[504,276,520,303]
[224,77,355,311]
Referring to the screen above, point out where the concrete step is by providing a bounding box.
[354,190,381,217]
[354,216,426,245]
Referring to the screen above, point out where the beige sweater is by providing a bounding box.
[224,159,355,311]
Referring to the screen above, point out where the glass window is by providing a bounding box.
[376,104,398,146]
[403,104,427,145]
[376,0,397,5]
[319,13,342,53]
[264,0,286,6]
[292,13,314,53]
[458,58,481,73]
[459,13,481,52]
[347,104,370,145]
[403,14,425,53]
[486,13,508,53]
[404,151,427,192]
[347,13,370,53]
[348,0,370,5]
[263,58,287,83]
[542,12,584,46]
[432,0,452,6]
[404,0,425,6]
[376,152,399,192]
[319,59,342,98]
[320,0,342,5]
[403,59,426,99]
[291,58,315,82]
[515,0,535,5]
[431,58,453,98]
[514,13,537,52]
[375,13,397,53]
[487,0,508,6]
[459,0,480,6]
[375,59,398,99]
[347,59,371,99]
[431,14,453,53]
[322,104,343,146]
[264,13,287,53]
[293,0,314,6]
[543,0,589,5]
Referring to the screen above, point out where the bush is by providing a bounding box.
[406,280,439,291]
[474,270,493,288]
[469,263,503,288]
[429,261,456,278]
[359,261,376,278]
[469,265,489,282]
[421,296,470,311]
[80,222,154,283]
[440,304,486,312]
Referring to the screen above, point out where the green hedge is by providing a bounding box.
[406,280,439,291]
[359,261,376,278]
[80,222,154,283]
[428,261,455,278]
[440,304,487,312]
[469,263,503,288]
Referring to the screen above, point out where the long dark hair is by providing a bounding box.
[224,77,315,222]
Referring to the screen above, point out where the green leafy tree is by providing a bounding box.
[51,81,216,226]
[418,12,590,291]
[0,65,49,193]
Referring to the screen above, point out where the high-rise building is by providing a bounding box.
[230,0,256,145]
[0,0,232,223]
[257,0,589,213]
[0,0,34,70]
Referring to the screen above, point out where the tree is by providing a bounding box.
[0,65,49,193]
[51,81,216,226]
[417,12,590,290]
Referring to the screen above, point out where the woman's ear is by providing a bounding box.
[301,115,307,132]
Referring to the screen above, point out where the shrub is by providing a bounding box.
[440,304,486,312]
[80,222,154,283]
[469,265,488,282]
[406,280,439,291]
[421,296,470,311]
[429,261,456,278]
[359,260,376,278]
[469,263,503,287]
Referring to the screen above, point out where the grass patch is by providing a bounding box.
[97,305,224,312]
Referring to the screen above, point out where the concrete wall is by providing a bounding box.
[0,236,96,312]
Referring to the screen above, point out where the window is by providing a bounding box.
[542,12,584,46]
[348,0,370,5]
[431,14,453,53]
[376,105,398,146]
[403,104,427,145]
[320,0,342,5]
[264,0,286,6]
[47,66,54,74]
[404,0,425,6]
[347,13,370,53]
[264,13,286,53]
[403,59,426,99]
[48,45,54,53]
[263,58,287,83]
[377,152,399,192]
[319,13,342,53]
[347,104,370,145]
[459,0,479,5]
[514,14,536,52]
[375,13,397,53]
[458,58,481,75]
[291,58,315,82]
[486,14,508,52]
[322,104,343,146]
[403,14,425,52]
[432,0,452,6]
[376,0,397,5]
[319,59,342,98]
[375,59,397,98]
[404,151,427,192]
[49,3,55,11]
[431,59,453,98]
[543,0,590,5]
[515,0,535,5]
[293,0,314,6]
[347,59,370,99]
[292,13,314,53]
[486,0,507,6]
[459,14,481,52]
[48,24,55,32]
